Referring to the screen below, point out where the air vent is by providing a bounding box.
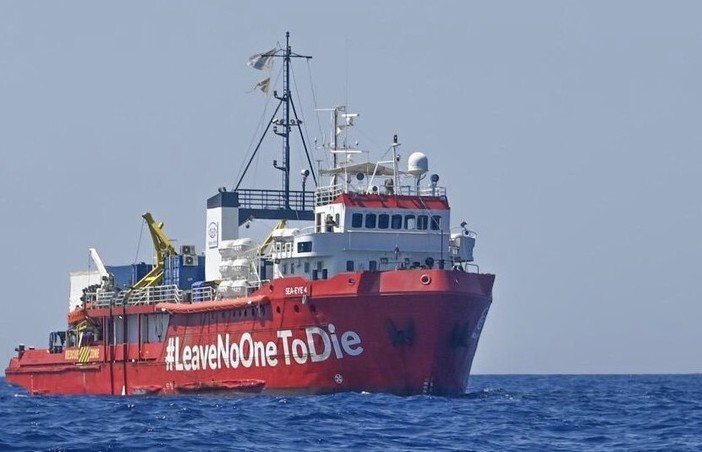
[183,255,199,266]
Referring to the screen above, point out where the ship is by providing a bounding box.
[5,33,494,396]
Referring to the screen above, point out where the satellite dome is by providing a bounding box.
[407,152,429,176]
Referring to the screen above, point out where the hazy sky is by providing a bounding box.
[1,1,701,375]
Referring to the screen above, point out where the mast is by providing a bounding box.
[273,32,293,208]
[322,105,359,188]
[285,33,292,206]
[231,32,316,225]
[331,106,340,186]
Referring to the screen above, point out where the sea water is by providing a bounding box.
[1,375,700,451]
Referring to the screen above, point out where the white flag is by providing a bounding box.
[256,77,270,93]
[247,77,271,94]
[247,48,276,71]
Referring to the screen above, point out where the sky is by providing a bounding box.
[1,1,701,375]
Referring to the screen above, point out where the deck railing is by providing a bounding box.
[94,284,183,307]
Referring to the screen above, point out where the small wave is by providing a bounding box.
[461,387,519,400]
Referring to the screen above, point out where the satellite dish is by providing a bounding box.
[407,152,429,176]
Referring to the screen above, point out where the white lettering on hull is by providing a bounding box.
[165,323,363,372]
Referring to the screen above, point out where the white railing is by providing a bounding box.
[128,285,183,305]
[316,183,445,202]
[93,284,183,307]
[192,285,217,303]
[397,185,446,197]
[315,184,344,206]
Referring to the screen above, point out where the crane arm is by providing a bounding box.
[130,212,177,290]
[142,212,178,266]
[89,248,109,279]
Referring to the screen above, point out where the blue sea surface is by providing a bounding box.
[1,375,700,451]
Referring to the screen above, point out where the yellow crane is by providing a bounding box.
[257,219,287,258]
[132,212,178,290]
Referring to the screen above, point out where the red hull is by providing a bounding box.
[6,269,493,396]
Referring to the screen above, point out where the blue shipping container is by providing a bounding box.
[163,255,206,290]
[105,263,152,289]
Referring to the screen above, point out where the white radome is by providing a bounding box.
[407,152,429,176]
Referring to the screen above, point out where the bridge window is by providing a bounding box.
[297,241,312,253]
[365,213,377,228]
[378,214,389,229]
[431,215,442,230]
[404,214,416,230]
[352,213,363,228]
[417,215,428,230]
[391,214,402,229]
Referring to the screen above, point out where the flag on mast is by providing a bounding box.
[251,77,270,94]
[247,48,276,71]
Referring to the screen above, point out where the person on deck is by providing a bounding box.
[325,215,337,232]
